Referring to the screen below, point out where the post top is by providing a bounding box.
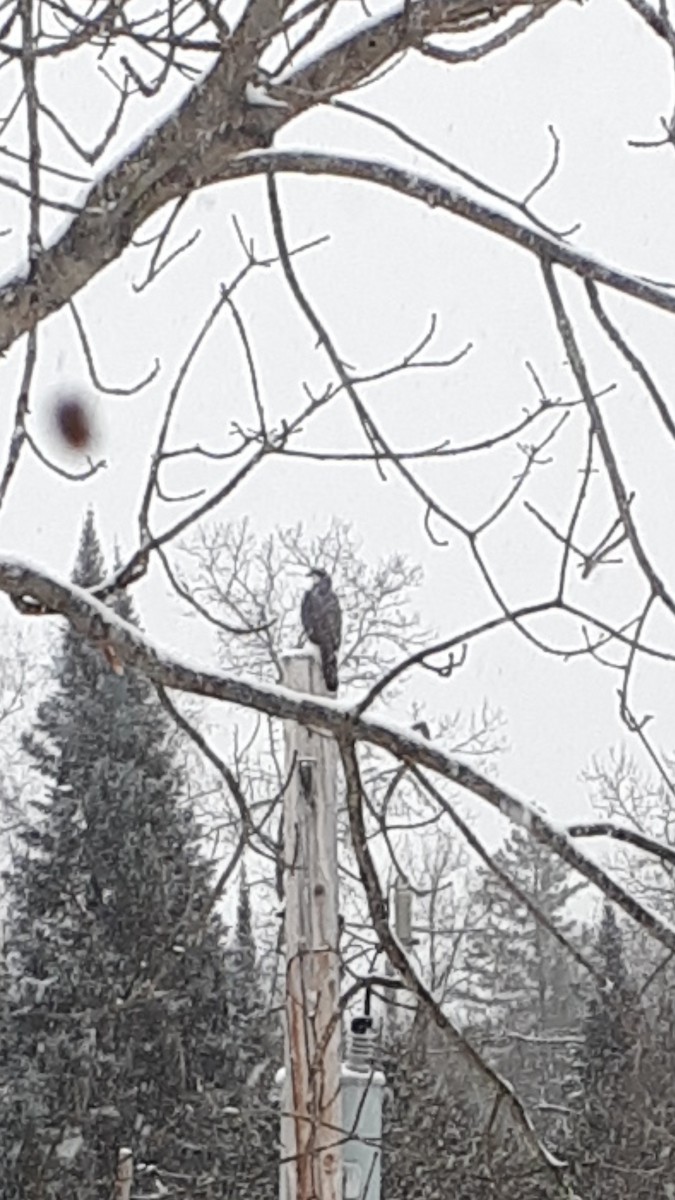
[281,648,331,696]
[281,649,317,664]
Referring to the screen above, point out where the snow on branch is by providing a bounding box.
[231,151,675,316]
[0,0,551,357]
[2,553,675,961]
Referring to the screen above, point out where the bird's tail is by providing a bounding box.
[321,647,339,693]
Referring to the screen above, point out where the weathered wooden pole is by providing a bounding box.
[280,651,342,1200]
[114,1148,133,1200]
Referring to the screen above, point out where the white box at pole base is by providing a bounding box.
[275,1056,385,1200]
[341,1058,386,1200]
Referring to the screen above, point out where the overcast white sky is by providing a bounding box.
[0,0,673,843]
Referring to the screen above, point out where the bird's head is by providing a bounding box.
[307,567,329,581]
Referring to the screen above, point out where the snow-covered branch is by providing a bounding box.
[0,0,547,356]
[230,151,675,315]
[4,553,675,958]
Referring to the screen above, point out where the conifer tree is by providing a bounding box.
[381,1012,553,1200]
[572,904,649,1199]
[230,865,258,1023]
[220,865,279,1195]
[462,827,588,1149]
[0,511,276,1199]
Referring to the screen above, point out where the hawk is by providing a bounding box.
[301,568,342,693]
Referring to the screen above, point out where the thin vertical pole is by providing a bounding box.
[114,1148,133,1200]
[281,651,342,1200]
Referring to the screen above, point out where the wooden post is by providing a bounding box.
[280,651,342,1200]
[114,1148,133,1200]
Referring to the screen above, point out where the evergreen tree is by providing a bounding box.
[0,512,277,1199]
[226,864,277,1072]
[583,905,633,1090]
[572,904,653,1199]
[220,865,279,1194]
[229,864,259,1032]
[381,1012,554,1200]
[462,827,588,1150]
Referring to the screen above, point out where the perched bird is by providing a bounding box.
[301,568,342,693]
